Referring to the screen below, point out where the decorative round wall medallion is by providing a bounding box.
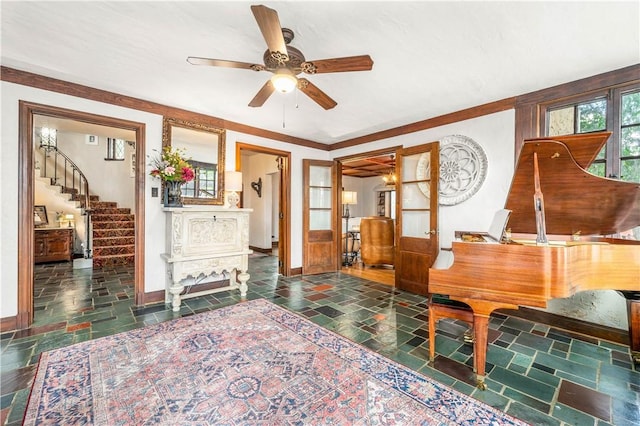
[416,135,488,205]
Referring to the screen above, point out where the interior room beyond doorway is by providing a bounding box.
[339,150,398,287]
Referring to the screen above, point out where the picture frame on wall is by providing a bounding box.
[34,205,48,227]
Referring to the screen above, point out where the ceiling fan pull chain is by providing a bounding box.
[282,99,286,128]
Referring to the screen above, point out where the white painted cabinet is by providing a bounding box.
[162,206,252,311]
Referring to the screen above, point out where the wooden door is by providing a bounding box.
[276,155,287,276]
[303,159,339,274]
[395,142,440,295]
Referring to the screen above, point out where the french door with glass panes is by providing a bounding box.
[395,142,440,295]
[302,159,340,274]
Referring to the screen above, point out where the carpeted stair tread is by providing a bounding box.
[90,201,117,208]
[93,229,135,238]
[90,199,135,267]
[92,254,135,268]
[92,221,135,230]
[93,245,135,256]
[91,207,131,215]
[92,214,134,222]
[93,236,135,247]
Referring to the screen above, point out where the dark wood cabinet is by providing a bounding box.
[34,228,73,263]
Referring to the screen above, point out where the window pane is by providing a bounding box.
[309,166,330,187]
[576,99,606,133]
[621,158,640,183]
[402,152,426,181]
[309,210,331,230]
[402,210,431,238]
[587,162,605,177]
[548,106,574,136]
[401,182,430,209]
[621,91,640,126]
[310,187,331,208]
[182,181,195,197]
[621,126,640,157]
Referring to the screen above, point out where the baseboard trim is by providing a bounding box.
[141,280,232,306]
[0,315,17,333]
[250,246,273,254]
[290,267,302,276]
[500,307,629,346]
[143,290,165,305]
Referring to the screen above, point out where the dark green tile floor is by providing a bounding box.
[1,255,638,425]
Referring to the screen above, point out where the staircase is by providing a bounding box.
[91,201,135,267]
[36,143,135,268]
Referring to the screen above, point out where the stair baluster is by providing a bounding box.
[39,143,93,258]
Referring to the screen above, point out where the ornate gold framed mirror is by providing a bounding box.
[162,117,226,205]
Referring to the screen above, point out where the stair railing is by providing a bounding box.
[39,143,93,258]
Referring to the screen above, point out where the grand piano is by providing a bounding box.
[428,131,640,389]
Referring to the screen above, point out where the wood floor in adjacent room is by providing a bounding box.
[341,262,395,286]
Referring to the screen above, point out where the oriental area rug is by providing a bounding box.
[25,299,527,425]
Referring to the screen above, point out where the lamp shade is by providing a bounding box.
[342,191,357,205]
[271,69,298,93]
[225,171,243,191]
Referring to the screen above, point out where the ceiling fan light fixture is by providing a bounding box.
[271,69,298,93]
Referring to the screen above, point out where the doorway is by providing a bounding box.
[336,147,400,285]
[17,101,146,329]
[236,142,291,276]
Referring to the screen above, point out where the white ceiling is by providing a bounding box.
[2,1,639,145]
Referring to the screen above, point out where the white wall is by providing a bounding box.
[360,176,393,217]
[1,81,329,318]
[226,131,330,266]
[331,110,629,330]
[333,111,515,249]
[341,175,366,218]
[1,81,628,331]
[52,131,136,210]
[243,152,279,250]
[34,176,87,254]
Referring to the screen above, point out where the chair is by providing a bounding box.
[342,232,361,265]
[359,217,395,267]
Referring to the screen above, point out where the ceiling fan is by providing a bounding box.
[186,4,374,110]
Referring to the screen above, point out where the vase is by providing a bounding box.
[163,180,183,207]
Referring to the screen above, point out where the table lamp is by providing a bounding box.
[65,214,75,228]
[225,171,243,208]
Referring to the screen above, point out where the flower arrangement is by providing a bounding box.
[148,146,195,183]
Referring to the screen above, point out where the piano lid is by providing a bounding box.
[505,132,640,236]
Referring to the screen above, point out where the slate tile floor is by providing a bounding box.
[2,255,639,425]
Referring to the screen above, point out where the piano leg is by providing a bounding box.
[623,291,640,364]
[472,314,490,390]
[458,298,518,390]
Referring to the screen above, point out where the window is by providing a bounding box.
[546,85,640,182]
[620,91,640,183]
[182,160,217,198]
[106,137,125,161]
[544,83,639,238]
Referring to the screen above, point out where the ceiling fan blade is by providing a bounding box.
[187,57,264,71]
[248,80,275,107]
[298,78,337,110]
[251,5,288,59]
[301,55,373,74]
